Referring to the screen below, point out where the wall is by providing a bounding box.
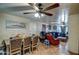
[68,14,79,54]
[27,21,42,35]
[0,13,43,44]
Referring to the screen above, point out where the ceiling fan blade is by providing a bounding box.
[29,3,34,6]
[23,12,35,14]
[43,3,60,11]
[29,3,39,11]
[41,11,53,16]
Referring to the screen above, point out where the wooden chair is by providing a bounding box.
[23,37,31,54]
[31,36,39,53]
[1,40,7,55]
[10,39,22,55]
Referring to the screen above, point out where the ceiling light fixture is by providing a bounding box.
[34,13,44,18]
[34,13,39,17]
[41,14,44,17]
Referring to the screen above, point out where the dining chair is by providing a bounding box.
[31,36,39,53]
[1,40,7,55]
[10,39,22,55]
[23,37,31,54]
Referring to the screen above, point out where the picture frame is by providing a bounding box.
[6,20,26,29]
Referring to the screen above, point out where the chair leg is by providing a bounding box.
[36,44,39,51]
[23,50,25,55]
[10,50,11,55]
[36,47,38,51]
[32,47,33,53]
[20,50,21,55]
[29,48,31,54]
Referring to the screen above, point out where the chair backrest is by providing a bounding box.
[10,39,22,50]
[1,40,6,51]
[24,37,31,47]
[32,36,38,46]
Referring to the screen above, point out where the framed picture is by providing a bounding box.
[42,24,46,31]
[6,20,26,29]
[53,25,57,30]
[48,25,51,30]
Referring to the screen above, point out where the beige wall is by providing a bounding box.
[68,14,79,54]
[0,13,43,44]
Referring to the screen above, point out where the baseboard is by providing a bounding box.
[68,50,79,55]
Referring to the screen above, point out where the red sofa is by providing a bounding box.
[46,33,60,45]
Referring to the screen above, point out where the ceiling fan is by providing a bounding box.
[23,3,60,16]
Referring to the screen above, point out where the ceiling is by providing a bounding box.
[0,3,79,23]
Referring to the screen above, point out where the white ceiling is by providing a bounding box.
[0,3,79,23]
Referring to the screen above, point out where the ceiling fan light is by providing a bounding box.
[34,13,39,17]
[41,14,44,17]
